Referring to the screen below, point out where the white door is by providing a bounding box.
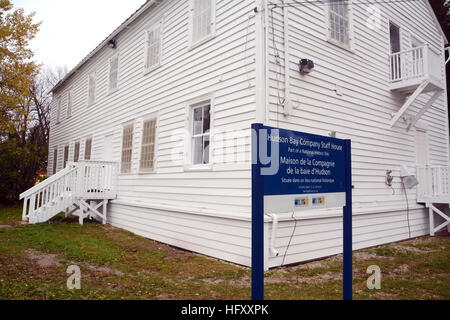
[416,129,428,167]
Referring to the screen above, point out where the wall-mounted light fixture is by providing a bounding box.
[385,170,394,187]
[400,165,419,189]
[108,39,117,49]
[299,59,315,74]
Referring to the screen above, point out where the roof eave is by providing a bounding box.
[51,0,156,93]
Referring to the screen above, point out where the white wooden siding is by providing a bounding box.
[47,0,448,268]
[264,0,448,267]
[49,0,257,217]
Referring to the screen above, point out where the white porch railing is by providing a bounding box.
[416,166,450,204]
[390,44,444,89]
[20,161,118,224]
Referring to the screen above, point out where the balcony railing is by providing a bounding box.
[390,44,444,92]
[416,166,450,204]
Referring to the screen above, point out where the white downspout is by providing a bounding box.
[266,214,280,257]
[255,0,267,124]
[282,3,292,117]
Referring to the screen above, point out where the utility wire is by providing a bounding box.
[402,180,412,239]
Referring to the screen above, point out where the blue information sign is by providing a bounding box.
[261,127,346,196]
[251,123,353,301]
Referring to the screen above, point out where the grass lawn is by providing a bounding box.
[0,205,449,300]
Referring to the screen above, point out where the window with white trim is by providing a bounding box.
[88,73,96,106]
[121,124,134,173]
[191,0,215,45]
[328,0,351,47]
[109,53,119,92]
[140,118,157,172]
[144,23,162,71]
[74,141,80,163]
[67,90,73,118]
[53,147,58,174]
[191,103,210,165]
[85,138,92,161]
[64,145,69,168]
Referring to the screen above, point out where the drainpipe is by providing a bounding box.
[282,3,292,117]
[255,0,267,124]
[266,214,280,257]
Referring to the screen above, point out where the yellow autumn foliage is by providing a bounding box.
[0,0,40,135]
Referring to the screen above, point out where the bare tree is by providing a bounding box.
[28,65,67,144]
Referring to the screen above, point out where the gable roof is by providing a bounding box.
[52,0,448,93]
[51,0,157,93]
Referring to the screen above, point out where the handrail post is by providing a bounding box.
[423,44,429,79]
[22,197,28,221]
[77,162,86,198]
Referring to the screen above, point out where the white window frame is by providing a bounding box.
[66,89,73,119]
[108,53,120,93]
[120,123,135,174]
[326,0,354,51]
[87,71,97,107]
[188,0,216,49]
[185,96,213,171]
[144,21,163,74]
[138,115,158,173]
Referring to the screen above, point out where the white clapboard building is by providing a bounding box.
[20,0,449,269]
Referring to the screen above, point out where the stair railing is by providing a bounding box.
[20,163,78,222]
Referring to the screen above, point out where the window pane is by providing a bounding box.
[85,139,92,161]
[140,119,156,171]
[329,0,349,45]
[203,105,210,134]
[193,136,203,165]
[192,0,212,43]
[203,135,210,164]
[147,26,161,69]
[121,125,134,173]
[193,107,203,135]
[74,142,80,162]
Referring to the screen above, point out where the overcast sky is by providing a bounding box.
[14,0,147,70]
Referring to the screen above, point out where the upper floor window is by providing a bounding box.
[88,72,96,106]
[121,124,134,174]
[67,90,73,118]
[191,102,211,165]
[145,23,162,72]
[328,0,351,49]
[190,0,216,46]
[109,53,119,92]
[140,118,157,172]
[85,138,92,161]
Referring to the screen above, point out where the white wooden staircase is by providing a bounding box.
[20,161,118,225]
[416,166,450,236]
